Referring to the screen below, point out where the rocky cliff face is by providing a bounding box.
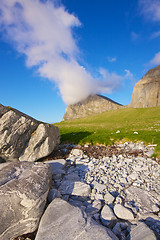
[63,94,123,121]
[130,65,160,108]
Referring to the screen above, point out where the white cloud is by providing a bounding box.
[107,56,117,62]
[0,0,129,105]
[139,0,160,22]
[149,51,160,65]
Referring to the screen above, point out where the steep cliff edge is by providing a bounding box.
[130,65,160,108]
[63,94,123,121]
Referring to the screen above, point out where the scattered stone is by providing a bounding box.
[114,204,134,221]
[44,159,66,175]
[100,205,117,227]
[0,161,52,240]
[104,192,115,204]
[59,180,91,198]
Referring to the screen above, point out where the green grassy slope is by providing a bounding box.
[55,106,160,157]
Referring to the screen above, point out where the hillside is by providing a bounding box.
[63,94,123,121]
[56,106,160,158]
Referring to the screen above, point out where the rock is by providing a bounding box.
[47,188,61,203]
[0,161,52,240]
[35,198,118,240]
[63,94,123,121]
[128,222,156,240]
[0,104,60,162]
[44,159,66,175]
[70,148,84,157]
[114,204,134,220]
[124,186,159,215]
[130,65,160,108]
[59,180,91,198]
[86,200,102,215]
[100,205,117,227]
[104,191,115,204]
[112,222,122,237]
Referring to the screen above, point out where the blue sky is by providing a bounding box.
[0,0,160,123]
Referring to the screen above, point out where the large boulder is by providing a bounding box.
[0,161,52,240]
[63,94,123,121]
[130,65,160,108]
[35,198,118,240]
[0,104,60,162]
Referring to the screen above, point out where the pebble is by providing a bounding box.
[48,142,160,240]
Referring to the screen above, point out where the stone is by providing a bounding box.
[0,104,60,162]
[128,222,156,240]
[92,181,106,192]
[35,198,118,240]
[112,222,122,238]
[63,94,123,121]
[86,200,102,215]
[47,188,61,203]
[70,148,84,157]
[59,180,91,198]
[100,205,117,227]
[114,204,134,220]
[130,65,160,108]
[44,159,66,175]
[124,186,159,215]
[19,124,60,162]
[104,191,115,204]
[0,161,52,240]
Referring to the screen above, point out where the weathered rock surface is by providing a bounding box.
[130,65,160,108]
[59,180,91,198]
[0,104,60,162]
[0,161,52,240]
[35,198,118,240]
[128,222,156,240]
[63,94,123,121]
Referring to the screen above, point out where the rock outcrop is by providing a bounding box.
[130,65,160,108]
[0,161,52,240]
[0,104,60,162]
[63,94,123,121]
[35,198,117,240]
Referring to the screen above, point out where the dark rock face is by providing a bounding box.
[63,94,123,121]
[130,65,160,108]
[0,104,60,162]
[0,161,52,240]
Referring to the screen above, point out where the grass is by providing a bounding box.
[55,106,160,158]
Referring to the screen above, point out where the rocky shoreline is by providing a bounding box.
[15,142,160,240]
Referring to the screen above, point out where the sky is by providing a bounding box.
[0,0,160,123]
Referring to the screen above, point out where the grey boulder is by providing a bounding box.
[35,198,118,240]
[0,161,52,240]
[0,104,60,162]
[128,222,156,240]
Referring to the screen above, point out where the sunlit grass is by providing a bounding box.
[55,106,160,158]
